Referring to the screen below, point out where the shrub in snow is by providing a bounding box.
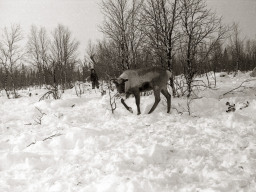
[74,81,85,97]
[106,82,117,114]
[40,86,61,101]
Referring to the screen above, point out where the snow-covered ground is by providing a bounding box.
[1,72,256,192]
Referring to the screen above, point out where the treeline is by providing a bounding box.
[0,0,256,98]
[0,24,91,98]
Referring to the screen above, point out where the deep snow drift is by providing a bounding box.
[1,72,256,192]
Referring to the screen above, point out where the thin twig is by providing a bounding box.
[34,107,46,125]
[27,133,62,147]
[42,133,62,141]
[220,79,256,98]
[27,141,36,147]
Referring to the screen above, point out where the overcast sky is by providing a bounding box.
[0,0,256,56]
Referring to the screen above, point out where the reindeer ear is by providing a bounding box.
[112,78,128,84]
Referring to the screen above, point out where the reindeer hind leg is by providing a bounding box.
[148,87,161,114]
[161,89,171,113]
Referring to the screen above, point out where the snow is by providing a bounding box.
[1,72,256,192]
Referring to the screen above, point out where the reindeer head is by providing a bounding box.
[112,78,128,94]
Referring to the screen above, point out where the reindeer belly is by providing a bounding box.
[139,82,153,92]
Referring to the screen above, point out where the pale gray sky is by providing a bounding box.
[0,0,103,56]
[207,0,256,39]
[0,0,256,56]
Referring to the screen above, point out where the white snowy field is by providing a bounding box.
[1,72,256,192]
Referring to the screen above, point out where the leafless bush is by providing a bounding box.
[39,85,61,101]
[106,81,117,114]
[74,81,85,97]
[34,107,46,125]
[174,76,187,97]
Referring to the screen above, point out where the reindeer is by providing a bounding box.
[112,67,172,115]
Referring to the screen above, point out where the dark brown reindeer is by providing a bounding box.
[112,67,172,115]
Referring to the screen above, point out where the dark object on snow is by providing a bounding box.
[220,72,228,77]
[90,69,99,89]
[240,101,249,110]
[112,67,172,115]
[226,102,236,113]
[101,90,106,96]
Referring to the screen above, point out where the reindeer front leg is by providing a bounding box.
[121,98,133,113]
[120,93,133,113]
[134,91,141,115]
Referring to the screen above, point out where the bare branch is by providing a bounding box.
[220,79,256,98]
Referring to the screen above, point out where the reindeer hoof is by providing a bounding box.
[128,107,133,113]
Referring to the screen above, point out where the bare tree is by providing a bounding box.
[51,24,79,90]
[142,0,180,95]
[87,39,124,79]
[178,0,228,97]
[78,54,91,82]
[0,24,24,98]
[101,0,144,70]
[229,22,244,76]
[27,25,50,87]
[27,24,79,99]
[245,39,256,70]
[27,25,62,99]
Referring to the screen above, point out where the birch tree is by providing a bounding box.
[51,24,79,89]
[229,22,244,76]
[27,25,50,87]
[178,0,228,97]
[101,0,144,70]
[0,25,24,98]
[142,0,179,95]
